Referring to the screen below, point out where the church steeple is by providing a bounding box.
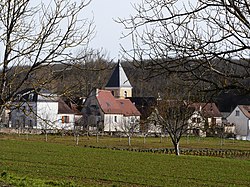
[105,61,132,98]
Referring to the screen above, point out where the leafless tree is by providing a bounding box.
[120,0,250,96]
[154,100,194,156]
[0,0,94,120]
[121,116,140,146]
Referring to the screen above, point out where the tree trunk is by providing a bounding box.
[45,131,48,142]
[143,134,146,144]
[76,134,79,146]
[128,136,131,146]
[174,141,180,156]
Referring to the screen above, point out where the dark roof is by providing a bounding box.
[15,88,57,102]
[127,97,157,120]
[105,63,132,88]
[58,99,75,114]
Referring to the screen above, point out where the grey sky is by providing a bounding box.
[85,0,141,60]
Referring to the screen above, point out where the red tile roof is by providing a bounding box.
[116,99,141,116]
[96,90,122,114]
[190,102,221,117]
[96,90,140,116]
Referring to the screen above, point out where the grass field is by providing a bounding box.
[0,135,250,186]
[1,133,250,151]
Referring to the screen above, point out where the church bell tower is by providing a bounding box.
[105,62,132,99]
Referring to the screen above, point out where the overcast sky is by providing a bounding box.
[85,0,141,60]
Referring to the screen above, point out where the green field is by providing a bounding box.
[0,135,250,186]
[2,133,250,151]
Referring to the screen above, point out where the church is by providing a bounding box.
[82,62,141,134]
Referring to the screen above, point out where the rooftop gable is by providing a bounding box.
[238,105,250,119]
[190,102,222,117]
[58,99,75,114]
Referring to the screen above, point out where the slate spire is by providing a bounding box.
[105,61,132,88]
[105,61,132,98]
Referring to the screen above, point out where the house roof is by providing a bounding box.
[96,89,140,116]
[190,102,222,117]
[238,105,250,118]
[58,99,75,114]
[96,90,122,114]
[116,99,141,116]
[105,62,132,88]
[15,88,58,102]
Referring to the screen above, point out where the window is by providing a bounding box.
[62,116,69,123]
[197,118,201,123]
[124,91,127,98]
[211,118,216,125]
[114,116,117,123]
[192,117,201,123]
[29,93,34,101]
[236,110,240,116]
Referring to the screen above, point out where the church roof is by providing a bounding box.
[95,89,140,116]
[105,62,132,88]
[96,90,122,114]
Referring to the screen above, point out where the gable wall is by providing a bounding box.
[227,106,249,137]
[36,101,58,129]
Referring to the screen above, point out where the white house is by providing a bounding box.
[82,89,141,134]
[227,105,250,140]
[57,99,75,130]
[188,103,222,137]
[10,88,76,131]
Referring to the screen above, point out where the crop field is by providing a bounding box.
[1,133,250,151]
[0,135,250,186]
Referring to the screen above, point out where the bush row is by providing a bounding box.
[84,145,250,159]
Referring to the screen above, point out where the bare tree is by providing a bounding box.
[0,0,94,120]
[121,116,140,146]
[120,0,250,96]
[154,100,194,156]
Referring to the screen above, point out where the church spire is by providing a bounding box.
[105,61,132,98]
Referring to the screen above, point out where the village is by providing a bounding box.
[0,62,248,142]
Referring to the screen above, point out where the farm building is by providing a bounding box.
[227,105,250,140]
[188,103,222,137]
[10,88,76,131]
[82,89,141,133]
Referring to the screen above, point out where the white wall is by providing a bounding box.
[36,101,58,129]
[227,106,249,140]
[103,114,123,132]
[57,113,75,130]
[10,102,37,128]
